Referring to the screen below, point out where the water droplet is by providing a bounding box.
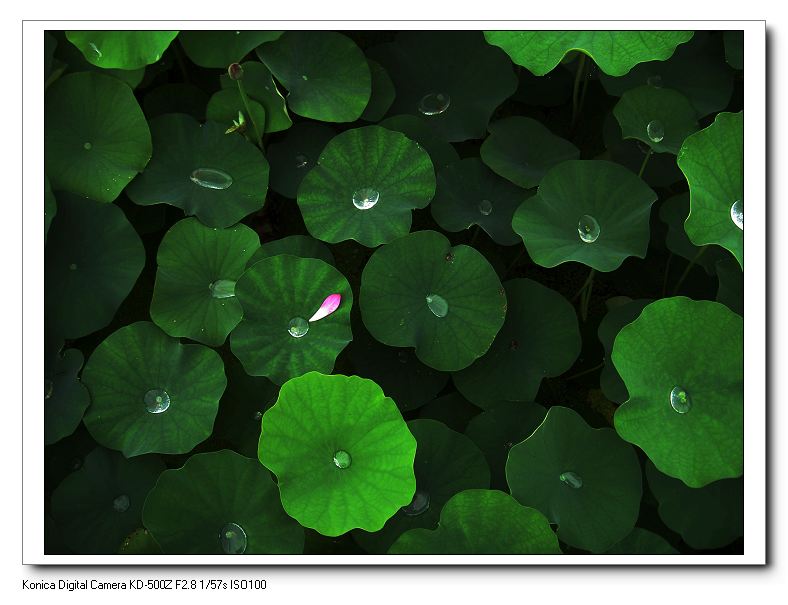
[235,31,241,35]
[253,411,263,421]
[69,263,78,271]
[730,199,743,230]
[83,142,92,151]
[287,317,309,338]
[112,494,130,513]
[144,389,170,414]
[478,199,493,216]
[209,279,236,299]
[646,120,665,143]
[646,74,663,87]
[444,251,455,263]
[418,92,451,116]
[397,351,408,364]
[559,471,583,489]
[218,522,247,554]
[402,490,430,516]
[333,449,351,469]
[669,385,692,414]
[44,378,53,400]
[189,168,233,190]
[352,187,380,210]
[89,42,102,59]
[301,74,308,81]
[425,294,449,318]
[577,214,601,243]
[295,154,308,169]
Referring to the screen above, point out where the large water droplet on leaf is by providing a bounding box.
[333,449,351,469]
[478,199,493,216]
[670,385,692,414]
[577,214,600,243]
[418,92,451,116]
[730,199,743,230]
[402,490,430,516]
[646,120,665,143]
[218,522,247,554]
[144,389,170,414]
[112,494,130,513]
[190,168,233,190]
[287,317,309,338]
[352,187,380,210]
[425,294,449,318]
[559,471,583,489]
[209,279,236,299]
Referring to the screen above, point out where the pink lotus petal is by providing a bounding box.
[308,293,342,323]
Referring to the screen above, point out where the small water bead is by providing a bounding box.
[402,490,430,516]
[425,294,449,318]
[669,386,692,414]
[352,187,380,210]
[559,471,583,489]
[301,74,308,81]
[577,215,601,243]
[83,142,92,151]
[646,74,663,88]
[89,42,102,59]
[209,279,236,299]
[69,263,78,271]
[730,199,744,230]
[218,522,247,554]
[646,120,665,143]
[189,168,233,190]
[478,199,493,216]
[112,494,130,513]
[253,411,263,421]
[45,378,53,400]
[333,449,351,469]
[418,92,451,116]
[295,154,309,169]
[287,317,309,338]
[144,389,171,414]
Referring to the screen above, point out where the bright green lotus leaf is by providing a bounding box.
[349,320,448,412]
[613,85,699,154]
[143,82,208,120]
[361,59,396,122]
[465,402,547,490]
[484,31,693,77]
[143,450,303,554]
[256,31,371,122]
[45,72,152,203]
[660,193,727,273]
[454,279,581,406]
[370,31,518,142]
[206,88,266,144]
[219,61,291,133]
[150,218,260,346]
[246,235,334,269]
[82,321,227,457]
[716,256,743,316]
[230,255,353,385]
[678,111,743,268]
[724,31,744,70]
[604,527,679,555]
[45,349,90,446]
[599,32,734,118]
[419,393,482,434]
[646,461,743,550]
[360,230,506,372]
[480,117,580,189]
[613,297,743,487]
[512,160,658,272]
[430,158,530,246]
[258,372,417,536]
[118,528,163,555]
[65,31,178,70]
[45,193,144,339]
[126,113,269,228]
[353,419,490,554]
[389,489,561,554]
[379,114,460,169]
[266,122,335,198]
[297,126,435,246]
[51,447,164,554]
[598,298,651,404]
[506,406,642,552]
[179,30,283,68]
[53,31,145,88]
[44,176,55,243]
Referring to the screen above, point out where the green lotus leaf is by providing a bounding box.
[82,321,227,457]
[604,527,679,555]
[149,218,259,346]
[53,31,145,88]
[430,158,529,246]
[480,117,580,189]
[716,255,743,316]
[143,450,304,554]
[678,111,743,268]
[419,392,482,434]
[724,31,744,70]
[349,320,448,412]
[230,255,353,384]
[465,402,547,490]
[379,114,460,169]
[247,234,335,269]
[599,32,734,118]
[126,113,269,228]
[512,160,658,272]
[45,192,144,339]
[506,406,642,552]
[360,230,506,371]
[256,31,371,122]
[361,59,396,122]
[613,297,743,487]
[45,72,152,203]
[266,122,335,198]
[484,31,693,76]
[179,30,283,68]
[258,372,417,536]
[206,88,267,144]
[598,298,651,404]
[453,278,581,406]
[219,61,291,133]
[370,31,518,142]
[297,126,435,246]
[45,349,90,446]
[388,489,561,554]
[659,193,727,273]
[646,460,743,550]
[118,528,163,555]
[51,448,164,554]
[65,31,178,69]
[353,419,490,553]
[143,82,208,120]
[44,176,55,243]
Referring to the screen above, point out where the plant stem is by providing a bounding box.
[579,268,596,322]
[565,361,605,380]
[672,246,708,295]
[637,148,653,178]
[469,224,480,246]
[571,54,587,126]
[572,267,595,301]
[661,252,673,298]
[236,80,263,148]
